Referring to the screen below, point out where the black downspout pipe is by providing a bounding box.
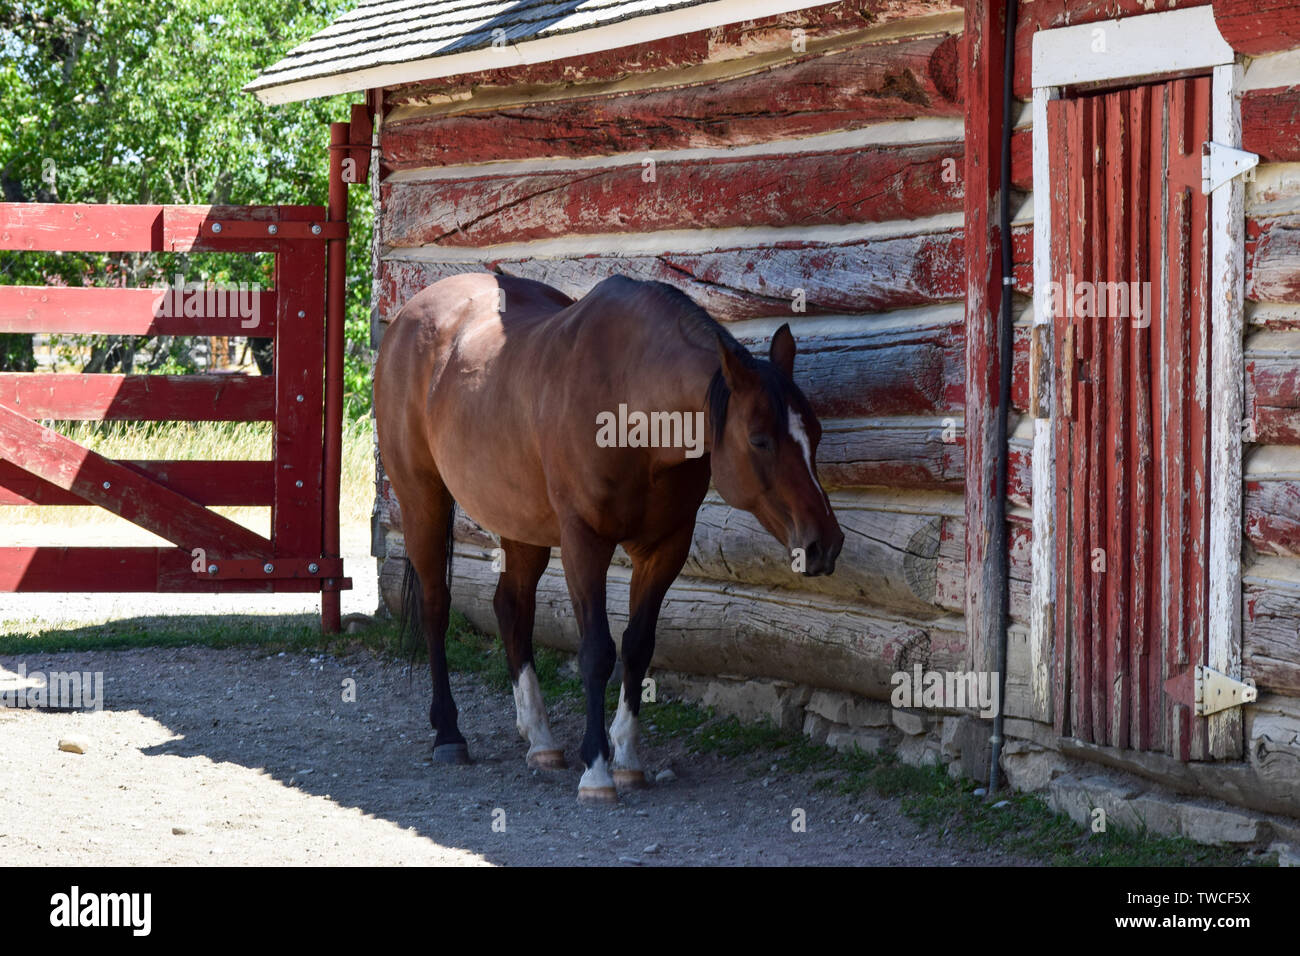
[988,0,1018,795]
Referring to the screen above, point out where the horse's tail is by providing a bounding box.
[397,500,457,659]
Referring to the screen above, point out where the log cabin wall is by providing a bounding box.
[368,0,1300,763]
[371,0,983,700]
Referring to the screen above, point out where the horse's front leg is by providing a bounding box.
[612,521,695,789]
[560,521,618,804]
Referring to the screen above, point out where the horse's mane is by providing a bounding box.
[596,276,797,443]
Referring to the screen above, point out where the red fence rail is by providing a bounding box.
[0,196,351,631]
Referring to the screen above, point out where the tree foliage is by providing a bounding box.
[0,0,375,416]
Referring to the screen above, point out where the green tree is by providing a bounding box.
[0,0,374,414]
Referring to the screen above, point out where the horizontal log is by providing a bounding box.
[0,373,275,421]
[1244,561,1300,695]
[384,0,961,105]
[1011,0,1213,100]
[382,143,964,248]
[380,224,1034,325]
[680,493,960,616]
[1245,477,1300,555]
[817,417,963,490]
[732,317,964,419]
[382,34,964,170]
[0,285,277,336]
[1214,0,1300,56]
[1243,87,1300,164]
[0,547,322,592]
[381,542,969,701]
[0,204,326,254]
[1248,214,1300,302]
[0,459,273,507]
[1247,353,1300,444]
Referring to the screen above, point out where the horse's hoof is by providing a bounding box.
[432,742,470,764]
[527,748,567,771]
[613,768,647,790]
[577,785,619,805]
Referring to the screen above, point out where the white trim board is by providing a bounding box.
[1029,8,1246,755]
[1030,6,1233,89]
[249,0,842,105]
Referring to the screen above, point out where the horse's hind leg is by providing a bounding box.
[559,520,618,804]
[404,485,469,764]
[614,521,695,790]
[494,538,565,770]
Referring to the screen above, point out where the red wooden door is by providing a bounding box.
[1048,75,1213,760]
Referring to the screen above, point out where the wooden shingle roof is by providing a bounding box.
[247,0,827,104]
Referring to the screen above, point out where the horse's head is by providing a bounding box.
[708,325,844,576]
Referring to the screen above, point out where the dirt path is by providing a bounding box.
[0,644,1037,866]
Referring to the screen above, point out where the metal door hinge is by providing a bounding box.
[1202,142,1259,194]
[1194,665,1257,717]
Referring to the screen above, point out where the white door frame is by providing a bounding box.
[1027,6,1245,755]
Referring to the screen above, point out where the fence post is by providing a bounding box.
[322,122,349,633]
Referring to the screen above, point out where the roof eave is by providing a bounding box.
[247,0,841,105]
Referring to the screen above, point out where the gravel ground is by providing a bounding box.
[0,643,1039,866]
[0,523,1034,866]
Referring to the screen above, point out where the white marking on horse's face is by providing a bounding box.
[609,685,641,772]
[512,663,558,754]
[787,409,831,516]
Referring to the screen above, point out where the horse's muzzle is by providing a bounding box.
[800,530,844,577]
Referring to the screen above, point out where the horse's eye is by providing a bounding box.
[749,433,773,451]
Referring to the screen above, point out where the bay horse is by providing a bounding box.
[374,272,843,803]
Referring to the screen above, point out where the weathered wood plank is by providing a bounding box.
[1243,87,1300,164]
[1244,560,1300,695]
[963,0,1007,681]
[382,143,964,247]
[1245,476,1300,555]
[379,224,1034,324]
[382,34,965,170]
[1247,214,1300,302]
[1214,0,1300,56]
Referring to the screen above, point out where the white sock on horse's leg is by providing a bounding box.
[512,663,564,769]
[609,684,646,788]
[578,753,617,802]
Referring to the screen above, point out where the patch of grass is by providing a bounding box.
[0,613,325,656]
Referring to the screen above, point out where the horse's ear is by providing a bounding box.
[769,323,796,378]
[715,336,757,392]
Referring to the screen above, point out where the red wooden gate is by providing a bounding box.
[0,201,350,630]
[1048,75,1214,760]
